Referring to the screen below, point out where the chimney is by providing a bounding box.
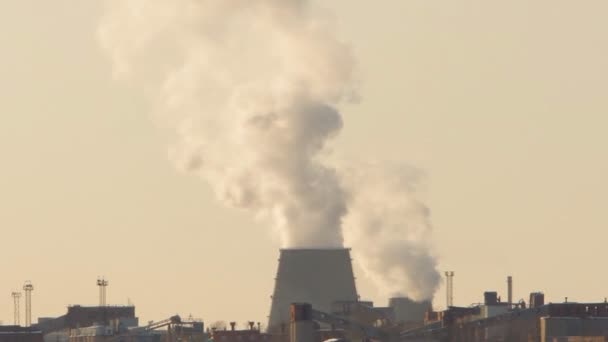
[444,271,454,308]
[268,249,358,331]
[507,276,513,309]
[289,303,314,342]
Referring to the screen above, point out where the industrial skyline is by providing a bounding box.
[5,268,608,341]
[2,0,608,331]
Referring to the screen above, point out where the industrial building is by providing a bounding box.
[0,326,43,342]
[270,294,608,342]
[265,248,434,342]
[31,307,205,342]
[6,250,608,342]
[211,322,270,342]
[34,306,138,335]
[401,292,608,342]
[68,315,206,342]
[264,252,608,342]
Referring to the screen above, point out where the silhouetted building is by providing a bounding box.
[402,301,608,342]
[34,306,136,334]
[212,323,270,342]
[0,326,44,342]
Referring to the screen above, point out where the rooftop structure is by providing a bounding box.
[0,326,43,342]
[33,306,136,334]
[402,300,608,342]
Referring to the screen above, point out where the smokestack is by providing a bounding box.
[289,303,314,342]
[268,249,358,330]
[507,276,513,309]
[445,271,454,308]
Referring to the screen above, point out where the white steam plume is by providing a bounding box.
[99,0,440,299]
[342,163,440,301]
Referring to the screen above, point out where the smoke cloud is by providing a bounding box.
[341,163,441,300]
[99,0,439,300]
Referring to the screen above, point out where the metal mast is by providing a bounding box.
[97,277,109,306]
[445,271,454,308]
[12,291,22,326]
[23,281,34,327]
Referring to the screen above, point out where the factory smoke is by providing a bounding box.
[342,163,440,300]
[98,0,440,300]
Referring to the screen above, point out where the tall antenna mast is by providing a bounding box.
[23,281,34,327]
[97,277,109,306]
[445,271,454,308]
[12,291,22,326]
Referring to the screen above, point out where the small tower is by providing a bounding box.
[97,277,109,306]
[12,291,22,326]
[23,281,34,327]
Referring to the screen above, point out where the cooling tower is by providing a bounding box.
[268,248,359,330]
[389,297,432,323]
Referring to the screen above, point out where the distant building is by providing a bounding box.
[402,300,608,342]
[211,323,270,342]
[0,326,44,342]
[34,306,137,334]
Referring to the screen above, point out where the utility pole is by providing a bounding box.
[12,291,22,326]
[97,277,109,306]
[23,281,34,327]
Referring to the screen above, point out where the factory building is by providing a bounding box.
[34,306,137,334]
[29,306,203,342]
[67,315,205,342]
[211,322,270,342]
[402,293,608,342]
[0,326,43,342]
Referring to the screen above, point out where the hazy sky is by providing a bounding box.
[1,1,607,327]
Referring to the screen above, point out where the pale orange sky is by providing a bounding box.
[1,0,607,327]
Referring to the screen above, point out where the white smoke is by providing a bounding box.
[341,163,440,301]
[98,0,440,299]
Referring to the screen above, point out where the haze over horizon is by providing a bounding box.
[1,0,607,327]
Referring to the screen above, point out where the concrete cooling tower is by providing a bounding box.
[389,297,432,323]
[268,248,359,330]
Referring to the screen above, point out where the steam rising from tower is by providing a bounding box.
[99,0,440,300]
